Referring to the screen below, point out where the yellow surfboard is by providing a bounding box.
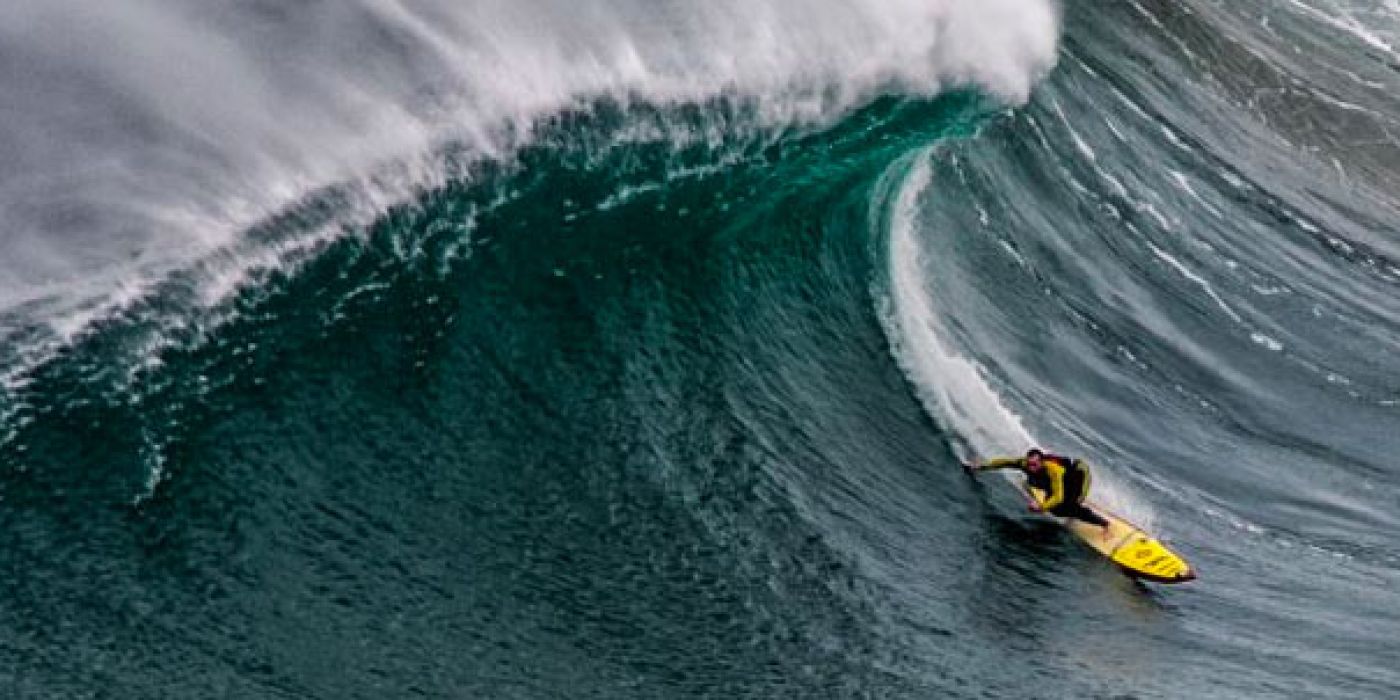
[1028,487,1196,584]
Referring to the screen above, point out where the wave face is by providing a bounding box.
[3,0,1399,697]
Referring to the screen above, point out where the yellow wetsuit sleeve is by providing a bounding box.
[978,457,1025,471]
[1040,461,1067,509]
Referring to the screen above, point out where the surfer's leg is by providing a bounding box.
[1057,470,1105,525]
[1052,503,1110,528]
[1079,506,1111,529]
[1059,504,1112,541]
[1062,469,1111,530]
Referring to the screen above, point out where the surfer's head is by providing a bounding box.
[1025,448,1044,471]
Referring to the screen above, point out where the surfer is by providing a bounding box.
[965,449,1112,535]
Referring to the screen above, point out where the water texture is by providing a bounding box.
[2,1,1397,697]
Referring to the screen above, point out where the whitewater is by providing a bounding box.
[3,0,1399,697]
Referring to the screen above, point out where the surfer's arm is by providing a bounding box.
[974,457,1025,472]
[1039,463,1067,509]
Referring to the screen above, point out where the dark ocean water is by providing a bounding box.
[3,1,1399,697]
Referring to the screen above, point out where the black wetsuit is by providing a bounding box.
[1035,460,1108,526]
[984,454,1110,527]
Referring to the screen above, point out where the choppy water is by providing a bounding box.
[2,1,1398,697]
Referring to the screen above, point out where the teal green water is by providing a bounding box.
[4,2,1400,697]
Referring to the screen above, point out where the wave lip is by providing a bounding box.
[875,151,1033,457]
[0,1,1062,404]
[0,0,1060,309]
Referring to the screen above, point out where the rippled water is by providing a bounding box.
[2,1,1397,697]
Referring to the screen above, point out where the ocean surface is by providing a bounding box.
[3,0,1399,697]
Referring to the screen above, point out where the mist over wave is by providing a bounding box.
[4,0,1400,697]
[0,0,1057,334]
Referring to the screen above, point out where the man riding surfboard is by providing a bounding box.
[965,448,1112,537]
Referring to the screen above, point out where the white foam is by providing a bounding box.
[1147,242,1244,323]
[1251,332,1285,352]
[1282,0,1399,57]
[1168,169,1215,213]
[877,154,1033,459]
[876,152,1157,524]
[0,0,1064,394]
[0,0,1061,303]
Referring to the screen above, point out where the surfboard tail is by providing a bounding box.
[1028,488,1197,584]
